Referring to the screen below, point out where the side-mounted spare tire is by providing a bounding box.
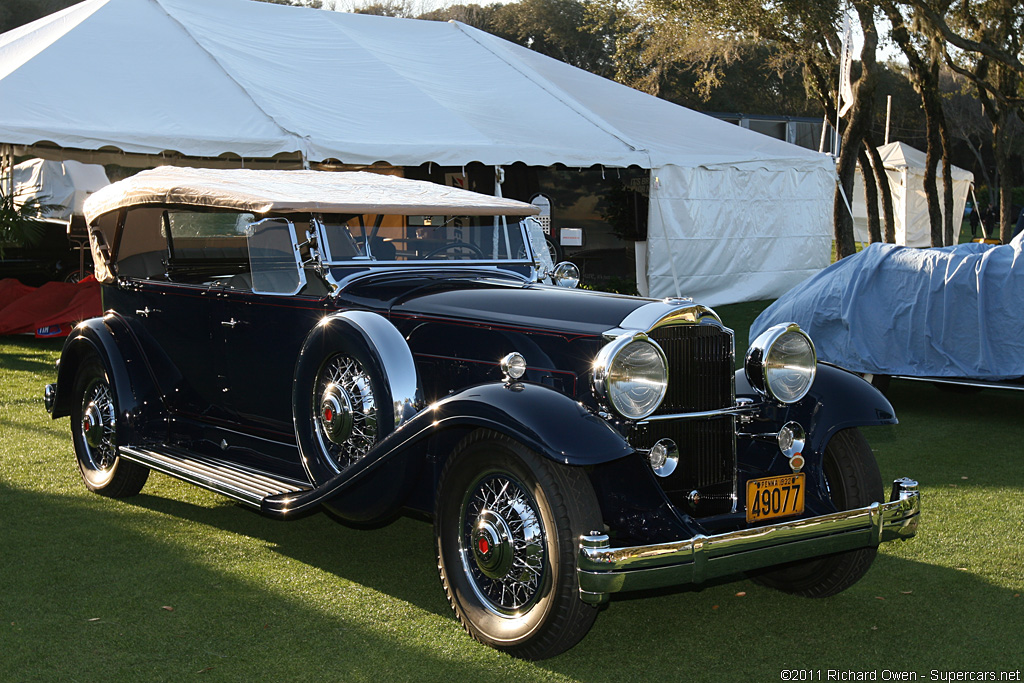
[292,311,421,523]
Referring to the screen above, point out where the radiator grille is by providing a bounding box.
[629,418,733,488]
[648,323,734,414]
[633,322,736,516]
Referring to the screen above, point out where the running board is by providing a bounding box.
[119,446,311,509]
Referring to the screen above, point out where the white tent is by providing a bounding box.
[853,141,974,247]
[0,0,836,305]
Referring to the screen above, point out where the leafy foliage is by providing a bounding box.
[0,186,56,258]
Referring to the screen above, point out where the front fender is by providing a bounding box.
[49,314,164,446]
[264,380,633,517]
[426,381,633,466]
[736,362,897,456]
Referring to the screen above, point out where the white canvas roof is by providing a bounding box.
[0,0,829,171]
[0,0,837,306]
[83,167,538,224]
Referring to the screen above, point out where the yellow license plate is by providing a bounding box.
[746,473,805,523]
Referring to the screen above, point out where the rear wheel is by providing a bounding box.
[435,430,602,659]
[71,358,149,497]
[751,428,882,597]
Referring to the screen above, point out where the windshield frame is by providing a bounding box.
[312,215,537,269]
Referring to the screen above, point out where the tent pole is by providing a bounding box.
[3,145,13,198]
[884,95,892,145]
[836,177,854,220]
[969,185,986,239]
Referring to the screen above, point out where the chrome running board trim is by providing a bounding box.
[119,446,310,508]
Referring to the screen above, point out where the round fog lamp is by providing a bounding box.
[778,421,805,459]
[648,439,678,477]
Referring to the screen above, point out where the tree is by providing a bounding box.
[0,0,79,34]
[615,0,890,258]
[901,0,1024,243]
[881,0,957,246]
[419,0,616,77]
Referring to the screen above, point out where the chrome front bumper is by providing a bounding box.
[577,478,920,604]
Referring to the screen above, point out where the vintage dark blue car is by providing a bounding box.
[44,167,920,659]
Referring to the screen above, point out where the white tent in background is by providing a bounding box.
[853,141,974,247]
[0,0,836,305]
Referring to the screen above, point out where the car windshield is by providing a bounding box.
[316,213,532,265]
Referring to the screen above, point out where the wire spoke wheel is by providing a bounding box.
[436,431,603,659]
[79,379,118,474]
[460,473,546,615]
[313,353,377,471]
[71,358,148,497]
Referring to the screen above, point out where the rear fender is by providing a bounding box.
[50,315,164,445]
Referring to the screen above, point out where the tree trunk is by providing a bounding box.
[921,63,945,247]
[858,145,882,243]
[880,2,947,246]
[994,112,1014,244]
[939,101,956,244]
[864,131,896,242]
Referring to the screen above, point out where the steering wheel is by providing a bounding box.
[422,242,485,259]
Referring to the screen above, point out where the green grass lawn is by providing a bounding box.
[2,319,1022,681]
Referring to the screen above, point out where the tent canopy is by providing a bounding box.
[0,0,828,170]
[853,141,974,247]
[0,0,836,306]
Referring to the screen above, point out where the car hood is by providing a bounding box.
[344,271,651,338]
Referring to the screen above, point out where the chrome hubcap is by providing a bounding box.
[472,510,515,580]
[314,355,376,471]
[80,381,116,471]
[319,382,354,445]
[461,474,545,615]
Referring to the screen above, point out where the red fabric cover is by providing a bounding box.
[0,276,101,337]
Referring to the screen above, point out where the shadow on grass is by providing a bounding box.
[0,338,63,373]
[0,481,562,682]
[4,473,1021,682]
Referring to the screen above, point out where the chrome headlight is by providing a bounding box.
[593,333,668,420]
[745,323,816,403]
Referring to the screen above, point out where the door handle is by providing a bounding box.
[221,318,246,328]
[135,307,160,317]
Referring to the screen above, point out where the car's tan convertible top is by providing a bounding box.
[83,166,539,284]
[83,167,539,225]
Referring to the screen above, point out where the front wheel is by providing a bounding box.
[435,430,603,659]
[71,358,149,497]
[751,427,883,597]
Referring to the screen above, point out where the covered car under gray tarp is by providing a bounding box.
[750,233,1024,380]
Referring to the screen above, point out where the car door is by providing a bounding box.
[212,217,324,439]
